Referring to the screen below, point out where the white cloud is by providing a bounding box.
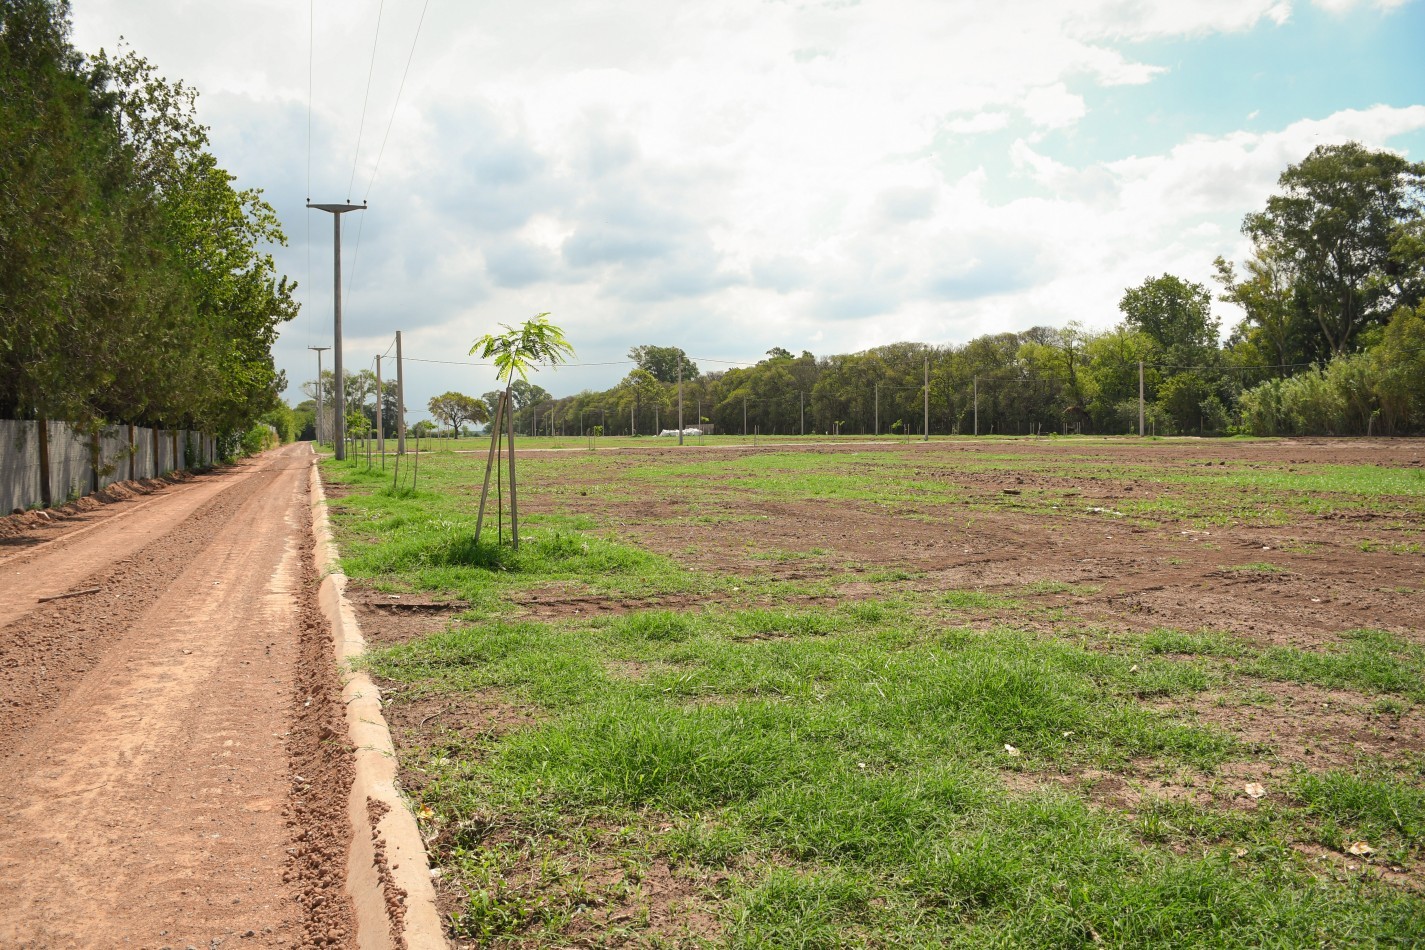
[62,0,1425,409]
[946,111,1011,134]
[1022,84,1088,130]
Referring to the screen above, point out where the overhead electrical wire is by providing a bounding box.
[305,0,314,348]
[364,0,431,201]
[347,0,385,201]
[344,0,432,311]
[403,357,637,369]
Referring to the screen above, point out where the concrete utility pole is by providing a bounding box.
[743,397,748,437]
[677,362,685,446]
[799,391,804,436]
[1138,360,1145,437]
[375,354,384,467]
[923,357,930,442]
[307,200,366,460]
[874,382,880,436]
[396,330,407,454]
[308,346,330,445]
[973,376,979,436]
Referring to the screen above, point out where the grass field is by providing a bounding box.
[320,435,1425,947]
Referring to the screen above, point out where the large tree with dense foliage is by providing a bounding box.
[1242,142,1425,357]
[427,391,488,435]
[628,345,698,384]
[0,0,295,437]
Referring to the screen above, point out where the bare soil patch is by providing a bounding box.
[1161,681,1425,770]
[524,439,1425,650]
[343,437,1425,943]
[0,445,357,947]
[346,585,471,646]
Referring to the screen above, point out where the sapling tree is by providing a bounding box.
[470,314,574,548]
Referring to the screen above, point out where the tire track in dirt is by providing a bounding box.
[0,444,356,948]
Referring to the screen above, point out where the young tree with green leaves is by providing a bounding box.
[469,314,575,548]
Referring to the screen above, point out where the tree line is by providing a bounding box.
[294,141,1423,441]
[0,0,297,444]
[478,143,1422,439]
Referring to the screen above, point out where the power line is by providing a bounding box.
[403,356,635,368]
[689,356,759,366]
[347,0,386,201]
[306,0,314,201]
[304,0,314,348]
[365,0,431,201]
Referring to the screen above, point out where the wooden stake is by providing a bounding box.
[39,587,101,603]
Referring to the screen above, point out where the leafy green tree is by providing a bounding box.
[427,392,487,436]
[628,345,699,384]
[0,3,295,447]
[1244,142,1425,356]
[1213,250,1318,370]
[617,369,664,435]
[1373,302,1425,432]
[1119,275,1219,365]
[469,314,574,547]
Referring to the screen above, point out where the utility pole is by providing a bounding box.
[308,346,329,446]
[874,382,880,436]
[396,330,407,454]
[799,391,804,436]
[743,397,747,436]
[375,354,384,468]
[1138,360,1145,437]
[973,376,979,437]
[923,357,930,442]
[677,362,685,446]
[306,200,366,460]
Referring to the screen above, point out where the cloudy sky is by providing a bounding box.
[69,0,1425,413]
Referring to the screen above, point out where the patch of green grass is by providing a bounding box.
[938,589,1020,611]
[1221,561,1290,574]
[1022,580,1103,596]
[1359,540,1424,555]
[323,446,1425,946]
[1240,630,1425,701]
[1292,768,1425,856]
[1142,629,1248,658]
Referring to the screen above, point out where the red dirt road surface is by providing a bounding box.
[0,444,355,949]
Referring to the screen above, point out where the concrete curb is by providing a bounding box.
[308,457,448,949]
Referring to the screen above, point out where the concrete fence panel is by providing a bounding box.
[133,426,156,481]
[1,419,215,512]
[97,426,132,491]
[0,421,40,513]
[50,422,91,504]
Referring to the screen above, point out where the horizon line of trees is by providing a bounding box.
[1,0,297,443]
[446,142,1425,439]
[290,140,1424,441]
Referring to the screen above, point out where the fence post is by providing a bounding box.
[36,415,52,508]
[1138,360,1145,437]
[90,429,101,494]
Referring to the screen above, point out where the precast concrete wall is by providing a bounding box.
[48,422,92,504]
[0,420,214,512]
[0,421,40,514]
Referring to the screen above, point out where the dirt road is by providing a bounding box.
[0,443,354,949]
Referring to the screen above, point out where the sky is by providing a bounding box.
[67,0,1425,416]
